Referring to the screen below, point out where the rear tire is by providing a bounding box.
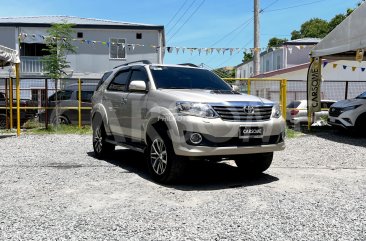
[234,152,273,175]
[52,115,70,125]
[92,117,115,159]
[146,127,186,184]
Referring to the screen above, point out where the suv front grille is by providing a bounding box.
[211,105,273,122]
[329,107,342,117]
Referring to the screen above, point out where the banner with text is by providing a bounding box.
[307,57,322,115]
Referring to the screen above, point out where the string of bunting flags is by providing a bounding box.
[323,61,366,72]
[18,33,314,56]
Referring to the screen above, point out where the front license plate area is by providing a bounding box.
[239,127,264,138]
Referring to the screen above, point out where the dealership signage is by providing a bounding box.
[307,57,322,114]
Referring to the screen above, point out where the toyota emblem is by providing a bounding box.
[243,106,255,114]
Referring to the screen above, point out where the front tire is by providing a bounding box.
[92,119,115,159]
[234,152,273,175]
[146,129,185,184]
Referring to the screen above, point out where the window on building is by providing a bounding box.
[249,67,253,76]
[276,55,281,69]
[109,38,126,59]
[265,60,270,72]
[20,43,49,57]
[77,32,83,38]
[108,70,130,91]
[136,33,142,39]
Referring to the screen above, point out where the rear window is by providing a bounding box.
[150,66,231,91]
[287,101,301,108]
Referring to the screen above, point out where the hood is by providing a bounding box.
[158,89,273,105]
[332,98,366,108]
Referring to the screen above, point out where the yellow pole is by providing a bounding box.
[78,78,82,128]
[15,63,20,136]
[9,77,13,129]
[247,79,251,95]
[281,79,287,120]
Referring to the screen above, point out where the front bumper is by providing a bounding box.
[171,116,286,157]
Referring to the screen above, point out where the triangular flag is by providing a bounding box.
[352,67,357,72]
[182,48,185,54]
[175,47,180,54]
[198,48,202,55]
[216,48,221,54]
[333,64,337,68]
[343,65,347,70]
[323,61,328,68]
[230,48,234,56]
[361,68,366,72]
[167,47,173,53]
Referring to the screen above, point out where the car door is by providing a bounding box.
[122,67,150,141]
[102,68,131,137]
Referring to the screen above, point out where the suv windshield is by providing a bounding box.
[356,91,366,99]
[150,66,232,90]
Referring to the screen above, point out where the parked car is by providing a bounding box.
[286,99,336,126]
[328,91,366,132]
[39,83,97,125]
[91,61,286,183]
[0,92,37,128]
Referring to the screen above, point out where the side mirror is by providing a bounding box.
[231,84,240,92]
[129,80,147,92]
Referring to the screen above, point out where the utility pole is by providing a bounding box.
[253,0,260,76]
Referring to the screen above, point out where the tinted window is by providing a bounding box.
[287,101,301,108]
[108,70,130,91]
[96,71,113,90]
[76,91,94,102]
[0,92,5,100]
[49,90,72,101]
[150,66,231,90]
[130,70,148,83]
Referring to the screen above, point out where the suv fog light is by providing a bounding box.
[190,133,203,145]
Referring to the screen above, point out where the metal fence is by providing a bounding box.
[0,77,99,131]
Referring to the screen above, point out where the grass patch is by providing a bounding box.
[286,128,303,138]
[0,125,92,135]
[25,124,92,135]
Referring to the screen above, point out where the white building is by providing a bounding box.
[235,38,320,78]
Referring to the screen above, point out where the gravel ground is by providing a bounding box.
[0,131,365,240]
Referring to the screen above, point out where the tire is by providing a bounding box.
[0,114,8,129]
[52,115,70,125]
[92,117,115,159]
[355,114,366,136]
[146,127,186,184]
[234,152,273,175]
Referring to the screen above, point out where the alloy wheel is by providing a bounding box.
[150,138,168,175]
[93,127,103,153]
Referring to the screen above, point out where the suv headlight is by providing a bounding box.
[271,104,282,118]
[176,102,218,118]
[340,105,361,113]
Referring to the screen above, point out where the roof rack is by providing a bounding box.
[178,63,199,67]
[113,60,152,69]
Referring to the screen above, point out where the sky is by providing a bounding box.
[0,0,361,68]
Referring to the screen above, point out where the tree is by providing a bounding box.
[213,67,235,78]
[291,18,329,40]
[267,37,288,48]
[42,22,76,125]
[242,52,253,63]
[42,22,76,80]
[328,14,347,32]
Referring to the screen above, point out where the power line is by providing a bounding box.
[166,0,197,35]
[168,0,206,41]
[263,0,329,13]
[166,0,189,27]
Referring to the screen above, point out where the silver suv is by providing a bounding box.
[91,61,286,183]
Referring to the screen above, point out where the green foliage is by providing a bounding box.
[267,37,288,48]
[213,67,235,78]
[291,18,329,40]
[242,52,253,63]
[42,22,76,80]
[328,14,347,32]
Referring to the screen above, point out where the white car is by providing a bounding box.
[328,91,366,132]
[286,99,336,126]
